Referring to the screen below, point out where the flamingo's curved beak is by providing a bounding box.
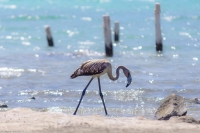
[126,74,132,87]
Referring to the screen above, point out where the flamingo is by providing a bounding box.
[71,59,132,115]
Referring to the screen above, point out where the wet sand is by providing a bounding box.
[0,108,199,133]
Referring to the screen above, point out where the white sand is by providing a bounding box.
[0,108,199,133]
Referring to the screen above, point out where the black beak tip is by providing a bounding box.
[126,83,130,87]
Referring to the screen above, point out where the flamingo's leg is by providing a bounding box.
[73,77,94,115]
[98,77,108,115]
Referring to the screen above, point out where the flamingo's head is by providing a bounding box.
[123,68,132,87]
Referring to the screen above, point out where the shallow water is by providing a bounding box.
[0,0,200,119]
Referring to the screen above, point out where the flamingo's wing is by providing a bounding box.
[70,59,110,78]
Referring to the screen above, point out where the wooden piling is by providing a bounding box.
[45,26,54,47]
[114,21,119,42]
[155,3,162,51]
[103,15,113,57]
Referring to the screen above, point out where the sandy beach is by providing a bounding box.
[0,108,199,133]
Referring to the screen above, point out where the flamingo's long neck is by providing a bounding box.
[107,66,125,81]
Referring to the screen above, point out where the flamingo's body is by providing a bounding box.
[71,59,132,115]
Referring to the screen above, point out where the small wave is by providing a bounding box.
[7,14,69,21]
[46,49,104,57]
[0,67,45,79]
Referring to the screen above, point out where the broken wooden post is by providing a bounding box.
[155,3,162,52]
[103,15,113,57]
[114,21,119,42]
[45,25,54,47]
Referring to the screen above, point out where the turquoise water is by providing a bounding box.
[0,0,200,118]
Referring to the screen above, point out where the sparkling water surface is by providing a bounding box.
[0,0,200,119]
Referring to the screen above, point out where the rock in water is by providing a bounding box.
[0,104,8,108]
[193,98,200,104]
[30,97,36,100]
[170,116,200,124]
[155,94,187,120]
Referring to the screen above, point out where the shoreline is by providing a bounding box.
[0,108,199,133]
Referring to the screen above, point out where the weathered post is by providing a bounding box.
[155,3,162,51]
[45,26,54,47]
[103,15,113,57]
[114,21,119,42]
